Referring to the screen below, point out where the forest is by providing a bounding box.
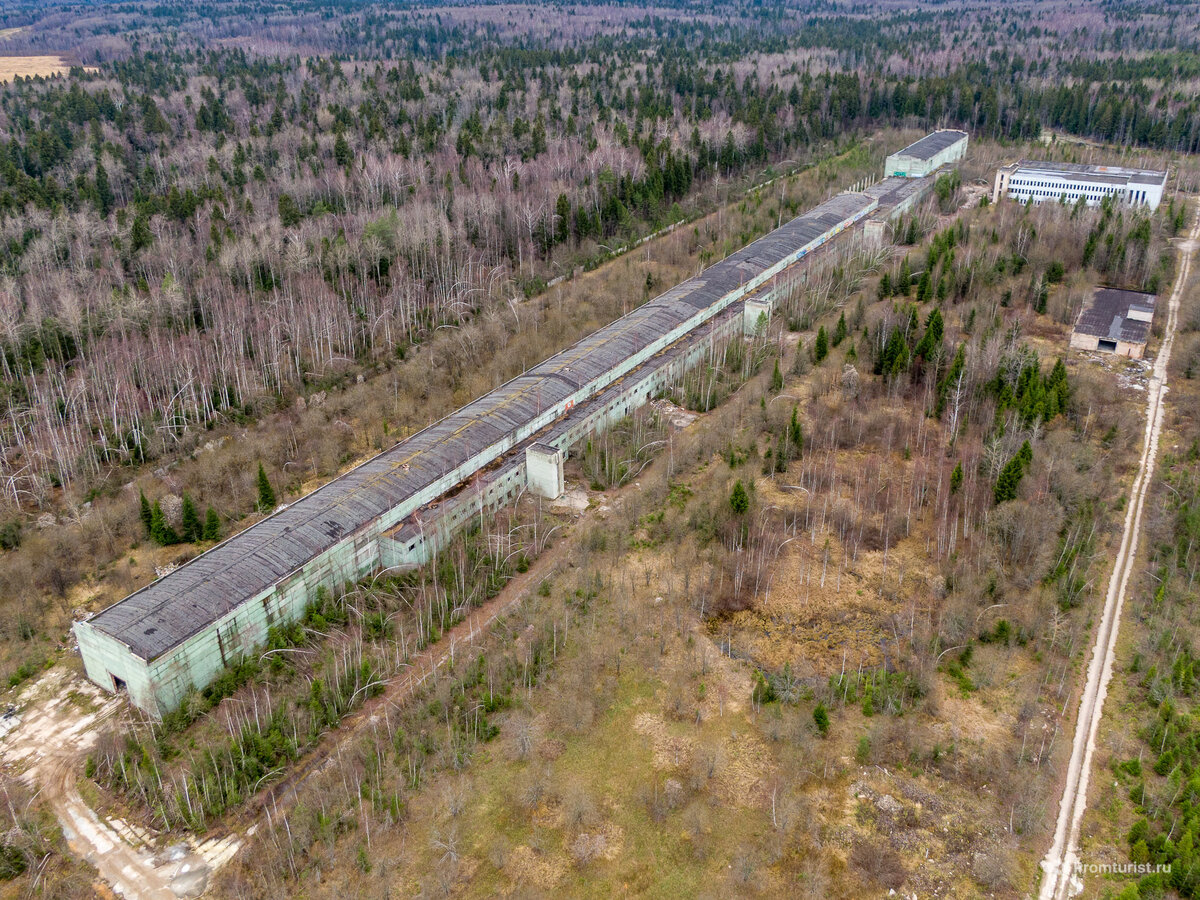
[0,0,1193,503]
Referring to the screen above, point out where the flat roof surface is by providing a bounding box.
[890,130,968,162]
[87,192,875,661]
[1075,287,1157,343]
[1012,159,1167,188]
[865,176,929,209]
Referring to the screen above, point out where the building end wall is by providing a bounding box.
[1069,331,1146,359]
[74,620,158,714]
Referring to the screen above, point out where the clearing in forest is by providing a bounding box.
[0,56,95,81]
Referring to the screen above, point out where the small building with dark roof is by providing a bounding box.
[884,130,969,178]
[1070,287,1156,359]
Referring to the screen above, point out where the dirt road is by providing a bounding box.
[1,670,242,899]
[1039,209,1200,899]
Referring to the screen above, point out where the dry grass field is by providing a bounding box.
[0,56,95,81]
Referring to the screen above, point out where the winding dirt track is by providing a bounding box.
[1039,207,1200,900]
[1,670,240,899]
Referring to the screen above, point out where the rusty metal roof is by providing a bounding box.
[86,191,874,661]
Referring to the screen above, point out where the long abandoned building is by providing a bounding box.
[76,144,959,715]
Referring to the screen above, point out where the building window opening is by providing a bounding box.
[111,674,127,692]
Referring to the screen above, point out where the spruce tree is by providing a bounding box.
[180,493,202,543]
[334,132,352,167]
[994,443,1032,505]
[729,480,749,515]
[770,358,783,393]
[139,490,153,535]
[789,407,803,456]
[256,463,277,512]
[150,501,180,545]
[813,702,830,736]
[95,161,113,217]
[832,312,847,347]
[1018,439,1033,469]
[203,507,221,542]
[950,462,963,494]
[813,326,828,363]
[915,308,944,360]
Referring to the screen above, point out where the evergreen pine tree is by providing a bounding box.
[203,507,222,542]
[729,480,749,515]
[789,407,803,456]
[334,132,352,167]
[770,358,783,393]
[131,212,153,252]
[1018,439,1033,470]
[95,161,113,217]
[257,463,277,512]
[915,308,944,360]
[950,461,963,494]
[935,344,966,417]
[180,493,202,542]
[994,444,1032,505]
[832,312,847,346]
[150,501,180,545]
[813,326,828,363]
[813,702,830,736]
[139,490,153,535]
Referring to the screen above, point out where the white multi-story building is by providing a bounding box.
[885,130,969,178]
[993,160,1167,211]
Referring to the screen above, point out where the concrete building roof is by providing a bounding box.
[864,176,929,207]
[1075,287,1157,344]
[890,130,968,161]
[1010,159,1167,188]
[88,191,875,662]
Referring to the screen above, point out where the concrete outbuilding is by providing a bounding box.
[885,130,969,178]
[1070,287,1156,358]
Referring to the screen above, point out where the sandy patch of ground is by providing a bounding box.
[549,486,589,514]
[651,398,698,429]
